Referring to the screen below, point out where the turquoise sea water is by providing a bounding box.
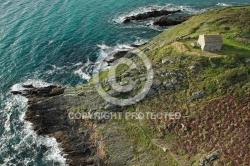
[0,0,249,165]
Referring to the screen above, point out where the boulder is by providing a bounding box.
[246,58,250,64]
[171,78,178,85]
[152,80,162,89]
[199,150,220,166]
[162,58,174,64]
[104,103,117,111]
[189,65,196,71]
[192,91,206,100]
[211,63,216,68]
[147,89,157,97]
[163,82,174,89]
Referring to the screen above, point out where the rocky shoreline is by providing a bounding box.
[9,9,194,165]
[12,85,107,166]
[122,9,192,27]
[10,5,250,166]
[123,9,182,23]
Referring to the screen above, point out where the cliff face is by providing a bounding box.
[12,86,107,165]
[12,6,250,166]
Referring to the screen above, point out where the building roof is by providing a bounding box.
[203,35,222,43]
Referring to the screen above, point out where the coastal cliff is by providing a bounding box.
[12,6,250,166]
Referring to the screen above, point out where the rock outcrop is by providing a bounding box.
[123,9,182,23]
[153,15,190,27]
[12,85,107,166]
[105,51,129,64]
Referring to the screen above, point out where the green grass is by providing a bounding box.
[85,6,250,165]
[220,38,250,57]
[143,6,250,51]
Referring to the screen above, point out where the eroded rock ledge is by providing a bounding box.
[12,85,107,166]
[123,9,182,23]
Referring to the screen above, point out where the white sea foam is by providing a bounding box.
[46,65,67,75]
[73,58,93,81]
[97,43,134,59]
[73,62,83,67]
[11,79,56,91]
[133,38,149,45]
[21,121,68,165]
[41,136,67,164]
[74,67,91,80]
[0,79,67,165]
[216,3,232,7]
[93,43,135,73]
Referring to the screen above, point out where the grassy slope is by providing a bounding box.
[146,5,250,50]
[137,6,250,166]
[88,6,250,166]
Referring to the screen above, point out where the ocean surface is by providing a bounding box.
[0,0,249,165]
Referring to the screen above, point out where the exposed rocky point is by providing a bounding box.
[123,9,182,23]
[11,85,107,166]
[153,15,191,27]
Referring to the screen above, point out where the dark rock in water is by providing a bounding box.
[123,9,182,23]
[105,49,137,66]
[105,51,129,64]
[131,44,141,47]
[11,91,23,95]
[104,43,147,66]
[10,91,22,95]
[153,15,190,27]
[131,42,147,48]
[22,84,34,88]
[11,85,64,98]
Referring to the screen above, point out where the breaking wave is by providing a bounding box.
[0,79,67,166]
[216,3,232,6]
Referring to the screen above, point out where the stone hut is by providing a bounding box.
[197,34,223,52]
